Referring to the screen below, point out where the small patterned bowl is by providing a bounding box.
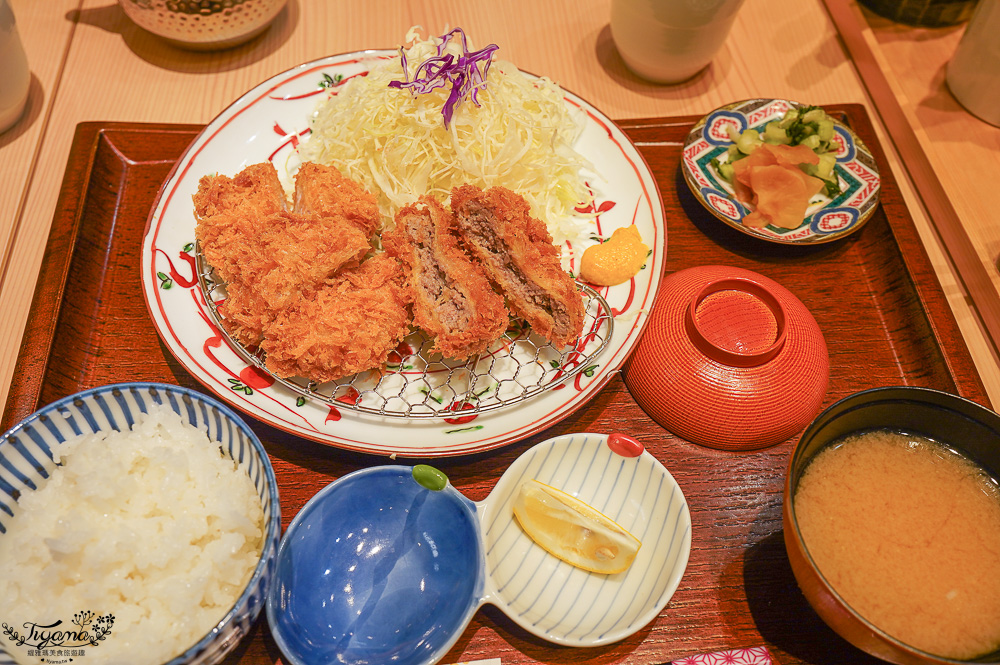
[267,432,692,665]
[118,0,287,50]
[0,383,281,665]
[681,98,881,245]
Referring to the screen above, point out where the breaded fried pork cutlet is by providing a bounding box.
[261,254,411,383]
[203,209,372,313]
[449,185,585,348]
[193,162,287,220]
[194,161,407,381]
[383,197,508,360]
[293,162,381,238]
[194,163,372,309]
[216,278,273,347]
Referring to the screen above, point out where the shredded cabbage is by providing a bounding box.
[298,27,596,250]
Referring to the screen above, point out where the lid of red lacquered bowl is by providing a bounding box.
[623,265,829,451]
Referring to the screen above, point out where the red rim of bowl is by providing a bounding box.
[686,277,788,368]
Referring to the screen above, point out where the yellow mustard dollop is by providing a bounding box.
[579,225,649,286]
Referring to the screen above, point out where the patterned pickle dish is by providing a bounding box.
[681,98,881,245]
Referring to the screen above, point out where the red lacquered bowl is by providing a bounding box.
[622,265,829,451]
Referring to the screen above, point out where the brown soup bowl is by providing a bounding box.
[783,386,1000,665]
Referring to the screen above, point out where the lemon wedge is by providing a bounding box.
[512,479,641,574]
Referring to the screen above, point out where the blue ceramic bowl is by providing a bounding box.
[0,383,281,665]
[267,432,692,665]
[267,466,484,665]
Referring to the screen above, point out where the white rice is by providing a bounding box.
[0,404,264,665]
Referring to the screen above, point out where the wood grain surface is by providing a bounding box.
[5,1,1000,453]
[1,104,987,664]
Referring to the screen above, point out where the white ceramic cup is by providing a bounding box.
[610,0,747,84]
[0,0,30,133]
[946,0,1000,127]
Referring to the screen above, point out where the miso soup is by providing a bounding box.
[793,429,1000,660]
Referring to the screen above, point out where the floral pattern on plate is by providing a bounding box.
[140,50,666,457]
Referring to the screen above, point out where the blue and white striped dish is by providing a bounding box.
[482,432,692,646]
[266,432,691,665]
[0,382,280,665]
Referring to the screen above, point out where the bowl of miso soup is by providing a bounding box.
[783,386,1000,665]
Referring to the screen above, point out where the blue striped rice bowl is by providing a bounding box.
[0,382,280,665]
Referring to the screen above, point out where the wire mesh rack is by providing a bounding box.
[197,251,615,419]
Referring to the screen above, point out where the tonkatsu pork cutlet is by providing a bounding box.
[449,185,585,348]
[293,162,381,237]
[198,208,371,311]
[194,162,373,309]
[383,197,508,360]
[216,278,272,347]
[193,162,288,220]
[194,162,377,353]
[261,254,412,383]
[194,162,289,285]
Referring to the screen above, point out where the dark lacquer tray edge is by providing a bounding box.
[822,105,989,408]
[0,122,203,432]
[2,109,989,436]
[1,122,100,431]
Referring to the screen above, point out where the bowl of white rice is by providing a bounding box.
[0,382,280,665]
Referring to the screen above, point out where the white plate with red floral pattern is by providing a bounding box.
[140,49,665,457]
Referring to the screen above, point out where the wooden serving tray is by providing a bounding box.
[2,107,988,665]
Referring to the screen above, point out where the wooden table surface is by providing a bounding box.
[1,1,999,663]
[2,0,999,413]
